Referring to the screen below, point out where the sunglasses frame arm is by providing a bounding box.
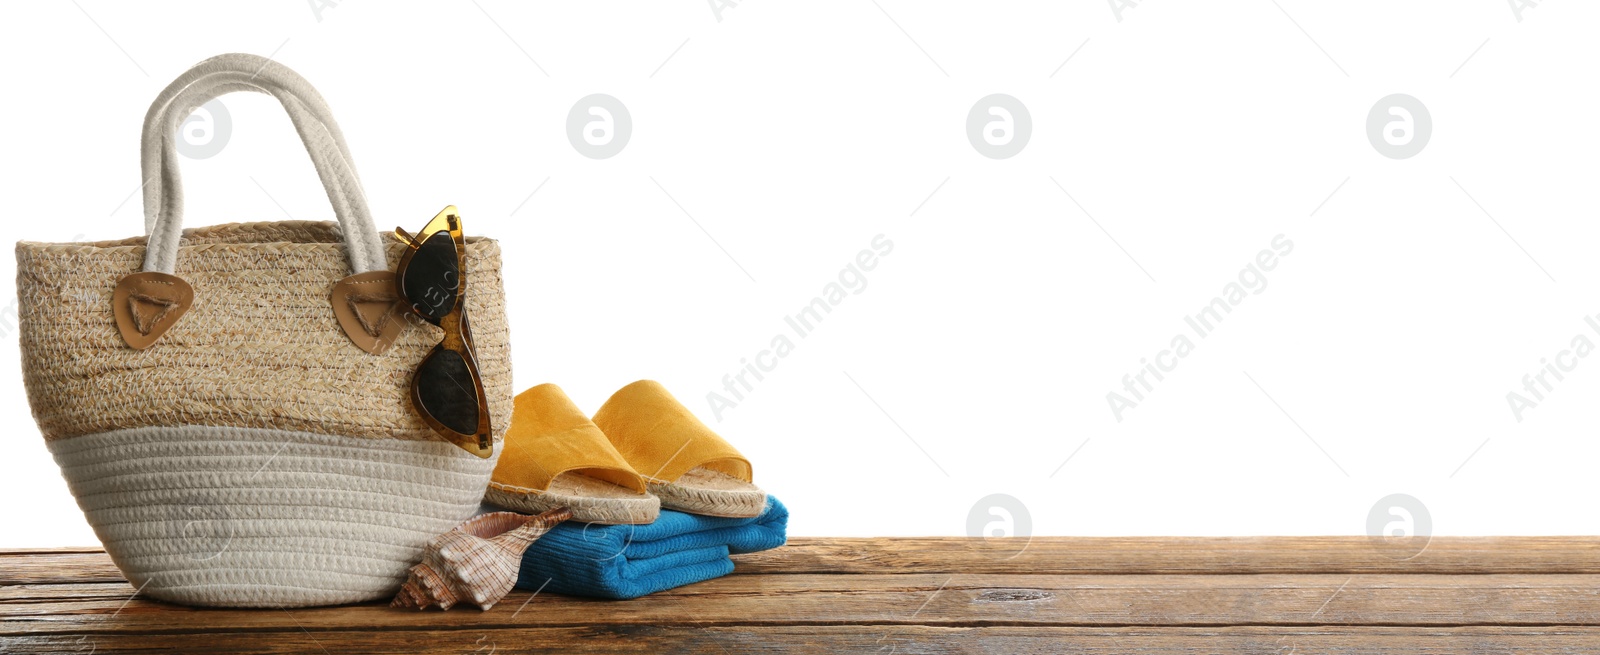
[393,207,494,458]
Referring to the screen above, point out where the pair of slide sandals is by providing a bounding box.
[486,380,766,525]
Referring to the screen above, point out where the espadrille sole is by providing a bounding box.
[649,468,768,519]
[48,425,497,608]
[485,473,660,525]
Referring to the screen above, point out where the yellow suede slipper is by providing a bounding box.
[485,384,660,525]
[592,380,767,518]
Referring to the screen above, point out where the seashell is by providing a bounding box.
[391,507,571,611]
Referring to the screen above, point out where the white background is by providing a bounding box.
[1,1,1596,546]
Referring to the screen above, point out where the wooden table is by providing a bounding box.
[4,537,1600,652]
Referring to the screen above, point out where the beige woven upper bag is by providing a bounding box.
[14,54,513,608]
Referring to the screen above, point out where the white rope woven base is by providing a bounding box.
[48,425,497,608]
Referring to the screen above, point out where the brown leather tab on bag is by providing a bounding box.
[113,272,194,350]
[330,271,407,355]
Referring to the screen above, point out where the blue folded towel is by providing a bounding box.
[514,496,788,599]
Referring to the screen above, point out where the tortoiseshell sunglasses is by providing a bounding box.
[393,206,492,458]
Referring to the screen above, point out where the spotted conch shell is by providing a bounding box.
[391,507,571,611]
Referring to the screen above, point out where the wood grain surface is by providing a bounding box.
[4,538,1598,653]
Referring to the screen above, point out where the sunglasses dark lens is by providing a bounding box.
[417,348,480,435]
[400,231,460,323]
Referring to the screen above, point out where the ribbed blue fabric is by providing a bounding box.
[514,496,787,599]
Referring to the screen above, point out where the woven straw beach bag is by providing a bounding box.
[14,54,512,607]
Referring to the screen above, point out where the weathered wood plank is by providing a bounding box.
[0,583,119,604]
[6,540,1598,651]
[5,625,1600,654]
[11,537,1600,587]
[732,536,1600,575]
[6,574,1600,631]
[0,552,123,586]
